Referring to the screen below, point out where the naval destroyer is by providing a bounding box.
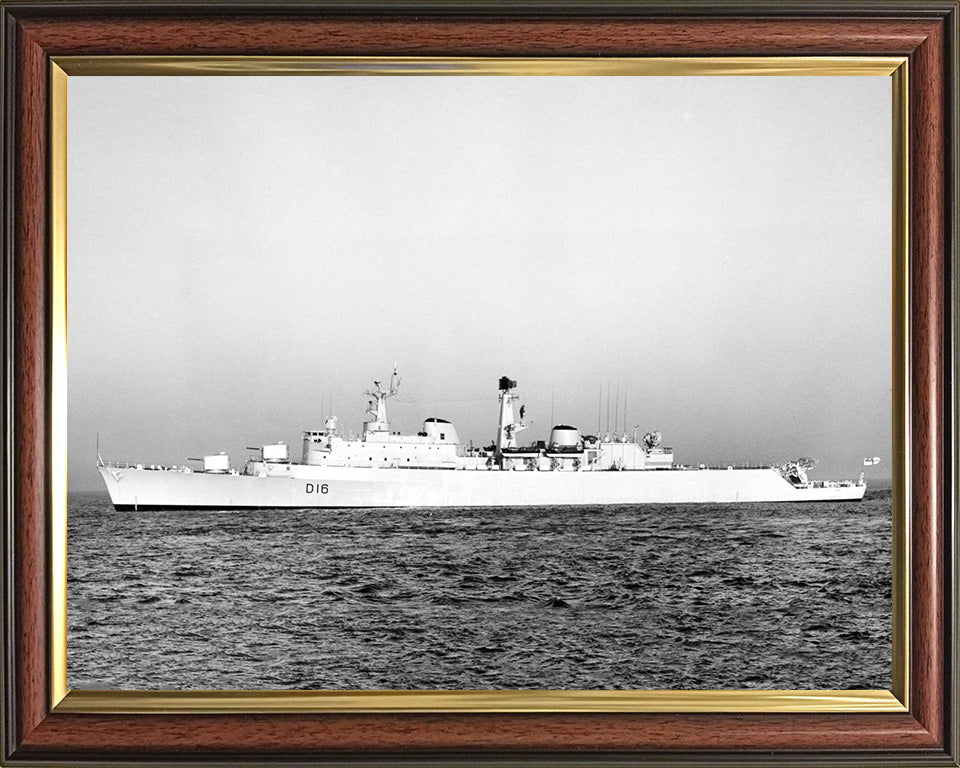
[97,368,866,510]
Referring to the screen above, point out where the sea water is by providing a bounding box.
[67,485,892,690]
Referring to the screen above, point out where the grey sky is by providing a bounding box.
[68,75,892,491]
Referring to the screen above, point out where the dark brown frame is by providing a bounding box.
[2,2,957,765]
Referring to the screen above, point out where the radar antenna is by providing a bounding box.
[495,376,527,462]
[363,364,401,437]
[777,457,819,486]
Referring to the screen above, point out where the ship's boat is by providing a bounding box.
[97,368,867,510]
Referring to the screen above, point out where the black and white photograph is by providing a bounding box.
[67,73,892,691]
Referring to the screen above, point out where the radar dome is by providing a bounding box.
[548,425,582,450]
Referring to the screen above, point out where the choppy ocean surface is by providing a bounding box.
[67,485,892,690]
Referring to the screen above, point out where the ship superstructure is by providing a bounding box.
[98,368,866,510]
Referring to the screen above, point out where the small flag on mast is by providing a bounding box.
[863,456,881,466]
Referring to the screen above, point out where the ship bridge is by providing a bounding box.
[299,367,471,468]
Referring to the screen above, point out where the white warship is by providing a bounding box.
[97,368,866,510]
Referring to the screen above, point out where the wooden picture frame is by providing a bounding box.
[2,2,957,765]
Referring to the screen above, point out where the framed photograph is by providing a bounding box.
[2,2,957,766]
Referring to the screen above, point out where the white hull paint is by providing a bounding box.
[98,464,866,510]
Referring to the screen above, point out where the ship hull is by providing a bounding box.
[98,465,866,510]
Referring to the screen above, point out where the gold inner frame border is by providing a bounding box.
[48,55,910,715]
